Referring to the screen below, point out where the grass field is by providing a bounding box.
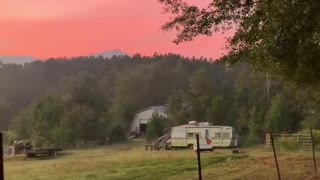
[4,142,319,180]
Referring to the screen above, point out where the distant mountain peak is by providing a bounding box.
[88,50,128,58]
[0,56,36,64]
[0,50,129,65]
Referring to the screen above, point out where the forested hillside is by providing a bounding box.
[0,54,318,147]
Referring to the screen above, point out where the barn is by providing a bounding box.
[129,106,167,136]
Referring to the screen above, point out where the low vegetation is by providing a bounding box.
[276,140,304,151]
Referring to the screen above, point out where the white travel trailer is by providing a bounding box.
[170,121,238,149]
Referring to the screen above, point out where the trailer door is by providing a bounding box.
[205,129,212,145]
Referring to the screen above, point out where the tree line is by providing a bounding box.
[0,54,319,147]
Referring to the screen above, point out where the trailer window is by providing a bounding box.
[223,133,230,138]
[187,133,194,138]
[214,133,221,138]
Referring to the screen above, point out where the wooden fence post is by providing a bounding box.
[196,134,202,180]
[270,132,281,180]
[266,133,271,148]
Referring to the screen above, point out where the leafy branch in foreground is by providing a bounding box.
[159,0,320,86]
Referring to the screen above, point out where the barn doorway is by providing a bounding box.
[139,124,147,135]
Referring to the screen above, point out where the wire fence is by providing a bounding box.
[266,133,320,150]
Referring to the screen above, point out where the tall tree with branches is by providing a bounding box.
[159,0,320,87]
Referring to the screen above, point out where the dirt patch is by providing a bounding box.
[249,155,317,180]
[256,156,274,166]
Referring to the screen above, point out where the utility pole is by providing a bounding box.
[0,132,3,180]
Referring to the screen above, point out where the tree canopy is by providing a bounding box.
[0,54,319,147]
[159,0,320,86]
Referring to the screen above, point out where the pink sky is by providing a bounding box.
[0,0,229,59]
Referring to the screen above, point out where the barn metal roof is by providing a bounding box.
[136,105,168,114]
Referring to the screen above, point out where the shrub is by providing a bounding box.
[2,131,17,145]
[276,140,302,151]
[109,122,126,142]
[146,112,167,142]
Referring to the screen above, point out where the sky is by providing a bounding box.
[0,0,230,59]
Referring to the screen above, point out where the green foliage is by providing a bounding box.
[276,140,303,151]
[31,93,66,146]
[1,54,318,147]
[235,109,250,136]
[206,95,228,125]
[302,112,320,129]
[245,106,265,145]
[0,98,13,131]
[146,112,167,141]
[70,72,104,110]
[159,0,320,86]
[11,105,35,140]
[110,69,146,130]
[167,94,189,126]
[186,69,213,122]
[2,130,17,145]
[265,94,300,133]
[188,68,213,97]
[109,122,126,142]
[168,69,215,123]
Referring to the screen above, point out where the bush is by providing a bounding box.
[109,122,126,142]
[2,131,17,145]
[236,135,264,147]
[276,140,302,151]
[244,134,261,147]
[146,112,167,142]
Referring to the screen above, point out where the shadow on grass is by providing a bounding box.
[25,151,73,161]
[56,151,73,158]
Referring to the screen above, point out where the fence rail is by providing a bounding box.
[266,133,320,148]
